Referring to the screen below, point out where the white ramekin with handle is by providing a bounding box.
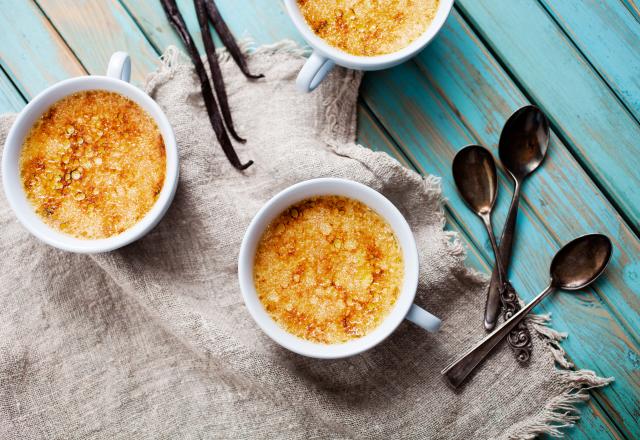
[284,0,454,92]
[238,178,441,359]
[2,52,179,253]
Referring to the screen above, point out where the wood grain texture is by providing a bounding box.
[0,70,26,113]
[621,0,640,22]
[120,0,205,54]
[36,0,160,85]
[414,9,640,349]
[457,0,640,230]
[120,0,306,55]
[539,0,640,121]
[0,0,85,96]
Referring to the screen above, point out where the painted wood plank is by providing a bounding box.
[0,69,26,113]
[621,0,640,22]
[214,0,305,46]
[120,0,205,54]
[539,0,640,121]
[414,9,640,350]
[35,0,160,85]
[361,62,639,438]
[120,0,305,56]
[356,105,622,440]
[121,1,631,437]
[456,0,640,230]
[0,0,85,97]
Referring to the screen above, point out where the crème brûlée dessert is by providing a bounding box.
[296,0,439,56]
[253,195,404,344]
[19,90,166,240]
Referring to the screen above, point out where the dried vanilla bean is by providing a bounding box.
[160,0,253,170]
[203,0,264,80]
[194,0,245,143]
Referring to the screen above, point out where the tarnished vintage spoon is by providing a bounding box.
[452,145,507,303]
[484,106,550,331]
[442,234,613,388]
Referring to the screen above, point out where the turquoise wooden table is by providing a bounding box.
[0,0,638,438]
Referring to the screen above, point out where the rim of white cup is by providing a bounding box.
[237,178,420,359]
[1,76,179,253]
[283,0,455,69]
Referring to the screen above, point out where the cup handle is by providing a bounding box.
[406,304,442,333]
[296,50,335,93]
[106,51,131,82]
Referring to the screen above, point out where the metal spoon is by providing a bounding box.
[484,106,550,330]
[452,145,531,360]
[442,234,612,388]
[452,145,506,295]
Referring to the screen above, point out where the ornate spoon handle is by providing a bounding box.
[501,281,533,362]
[485,178,520,329]
[442,285,554,388]
[485,177,533,362]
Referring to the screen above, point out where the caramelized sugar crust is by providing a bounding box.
[297,0,439,56]
[254,196,404,344]
[20,90,166,239]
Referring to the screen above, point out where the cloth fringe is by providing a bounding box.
[506,313,614,438]
[151,42,613,439]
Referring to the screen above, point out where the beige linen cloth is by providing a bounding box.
[0,43,611,439]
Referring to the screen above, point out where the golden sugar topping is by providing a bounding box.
[20,90,166,239]
[254,196,404,344]
[297,0,439,56]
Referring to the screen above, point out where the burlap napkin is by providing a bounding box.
[0,42,611,439]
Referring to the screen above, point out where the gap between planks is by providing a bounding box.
[536,0,640,131]
[455,0,640,237]
[453,2,640,241]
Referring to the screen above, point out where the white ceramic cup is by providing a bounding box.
[2,52,179,253]
[284,0,454,92]
[238,178,441,359]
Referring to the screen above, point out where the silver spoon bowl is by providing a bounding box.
[452,146,506,289]
[500,106,550,179]
[442,234,612,388]
[484,106,550,330]
[452,145,498,218]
